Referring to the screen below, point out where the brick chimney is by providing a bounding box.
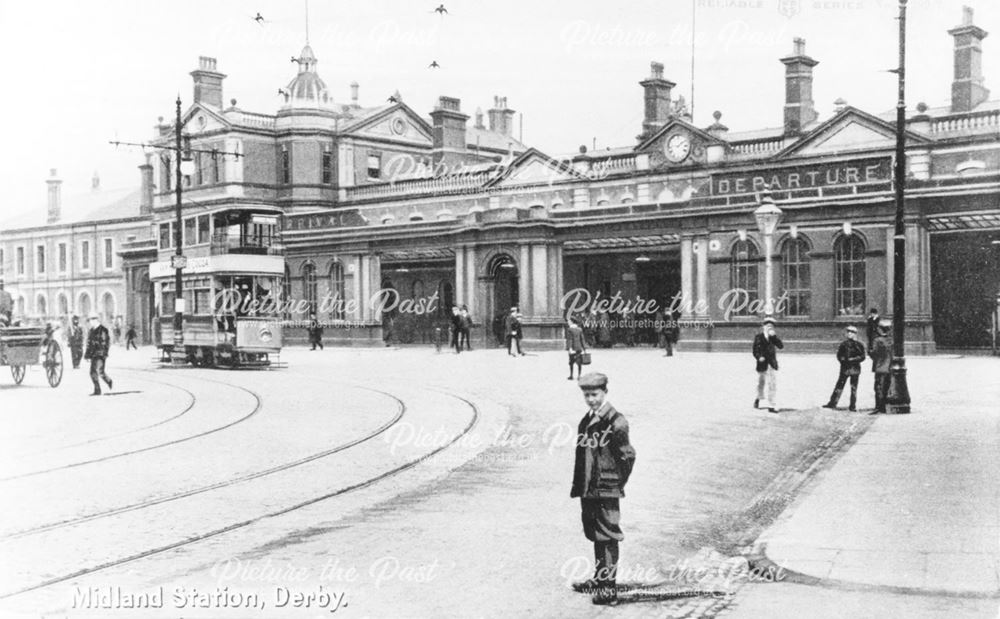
[639,61,675,140]
[948,6,990,113]
[780,38,819,135]
[46,168,62,224]
[350,81,360,108]
[430,96,469,166]
[487,96,516,136]
[139,154,154,215]
[190,56,226,108]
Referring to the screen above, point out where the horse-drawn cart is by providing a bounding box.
[0,325,64,387]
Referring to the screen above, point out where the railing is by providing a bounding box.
[591,156,636,174]
[929,109,1000,133]
[344,172,492,201]
[730,137,785,155]
[210,233,283,255]
[226,110,277,130]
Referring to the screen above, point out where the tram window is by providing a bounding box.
[184,218,197,247]
[198,215,210,244]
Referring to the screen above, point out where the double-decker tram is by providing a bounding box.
[151,208,285,368]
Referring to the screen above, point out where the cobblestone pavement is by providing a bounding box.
[0,345,993,617]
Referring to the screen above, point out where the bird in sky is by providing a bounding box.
[387,95,399,103]
[278,88,289,96]
[290,56,299,63]
[433,4,448,15]
[253,12,265,24]
[428,61,441,69]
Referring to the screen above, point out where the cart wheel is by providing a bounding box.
[45,342,64,387]
[11,364,25,385]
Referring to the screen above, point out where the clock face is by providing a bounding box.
[664,134,691,163]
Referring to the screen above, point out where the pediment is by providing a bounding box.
[486,148,582,188]
[183,104,231,134]
[776,107,930,158]
[345,104,433,144]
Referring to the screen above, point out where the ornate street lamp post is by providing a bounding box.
[887,0,911,413]
[173,96,196,351]
[754,188,783,316]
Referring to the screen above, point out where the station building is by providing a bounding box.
[143,7,999,352]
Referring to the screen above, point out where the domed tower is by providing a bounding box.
[281,45,332,109]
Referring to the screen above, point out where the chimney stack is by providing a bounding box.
[350,81,360,107]
[639,61,675,141]
[780,38,819,135]
[948,6,989,112]
[487,96,516,136]
[139,154,154,215]
[430,96,469,166]
[190,56,226,108]
[46,168,62,224]
[474,107,485,129]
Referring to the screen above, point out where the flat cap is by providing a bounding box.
[762,316,776,325]
[846,325,858,333]
[578,372,608,390]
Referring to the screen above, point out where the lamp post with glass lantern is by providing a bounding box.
[754,187,783,316]
[173,96,196,350]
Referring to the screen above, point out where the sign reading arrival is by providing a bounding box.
[286,209,369,231]
[711,157,892,195]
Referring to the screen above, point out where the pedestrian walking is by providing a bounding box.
[822,325,867,411]
[870,319,893,414]
[565,317,587,380]
[125,324,138,350]
[752,316,783,413]
[67,315,84,369]
[865,307,880,350]
[450,306,463,353]
[112,316,123,346]
[504,307,525,356]
[662,312,680,357]
[459,305,473,351]
[308,313,324,350]
[84,313,113,396]
[570,372,636,606]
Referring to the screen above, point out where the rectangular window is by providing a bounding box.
[281,146,290,184]
[195,152,204,186]
[104,238,114,269]
[81,240,90,270]
[198,215,210,244]
[161,155,172,192]
[212,153,221,184]
[58,243,67,272]
[322,148,333,184]
[159,223,171,250]
[184,218,197,247]
[36,245,46,274]
[367,153,381,180]
[16,246,25,275]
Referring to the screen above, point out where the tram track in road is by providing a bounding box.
[0,370,263,483]
[0,386,481,601]
[17,374,198,458]
[2,383,406,540]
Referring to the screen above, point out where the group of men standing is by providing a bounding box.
[450,305,473,353]
[751,307,895,414]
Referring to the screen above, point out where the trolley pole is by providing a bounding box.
[173,96,185,351]
[887,0,911,413]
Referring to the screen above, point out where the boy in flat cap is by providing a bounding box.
[752,316,783,413]
[570,372,637,606]
[822,325,867,411]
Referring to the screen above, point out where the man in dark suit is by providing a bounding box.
[869,320,893,414]
[67,315,85,369]
[84,313,113,396]
[308,313,324,350]
[822,325,867,411]
[450,306,463,353]
[570,372,636,606]
[504,307,524,356]
[459,305,472,351]
[865,307,880,350]
[752,316,783,413]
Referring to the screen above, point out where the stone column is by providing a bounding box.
[680,237,694,317]
[519,245,532,314]
[455,246,466,307]
[531,244,549,316]
[696,236,709,318]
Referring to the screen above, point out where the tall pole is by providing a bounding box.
[764,232,774,316]
[887,0,911,413]
[173,96,184,350]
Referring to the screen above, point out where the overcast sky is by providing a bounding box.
[1,0,996,219]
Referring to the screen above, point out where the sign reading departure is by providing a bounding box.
[711,157,892,195]
[285,210,369,231]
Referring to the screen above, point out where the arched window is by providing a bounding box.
[36,294,47,317]
[78,292,91,319]
[834,235,866,316]
[781,238,811,316]
[102,292,115,323]
[329,261,345,320]
[730,240,759,316]
[302,262,317,314]
[58,293,69,317]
